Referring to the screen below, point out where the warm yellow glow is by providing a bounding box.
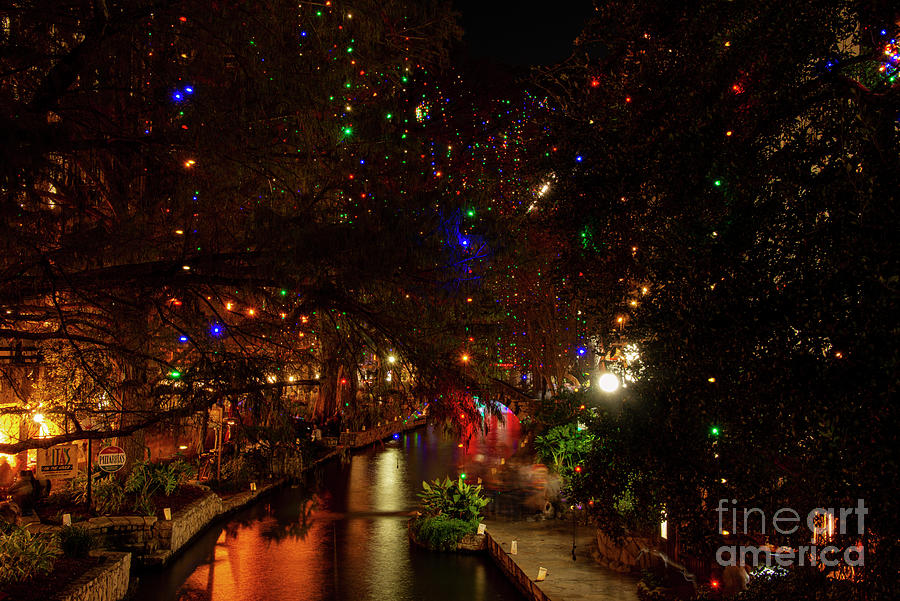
[598,373,619,393]
[387,355,396,364]
[461,354,469,363]
[184,159,196,168]
[0,419,17,464]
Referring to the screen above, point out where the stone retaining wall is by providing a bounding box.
[57,551,131,601]
[594,530,655,573]
[26,515,158,555]
[157,491,223,554]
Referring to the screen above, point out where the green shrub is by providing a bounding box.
[92,477,126,515]
[418,476,488,524]
[58,525,94,557]
[534,422,595,475]
[0,526,56,584]
[124,459,195,514]
[218,449,269,490]
[736,566,859,601]
[412,515,475,551]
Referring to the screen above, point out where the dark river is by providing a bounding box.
[134,411,542,601]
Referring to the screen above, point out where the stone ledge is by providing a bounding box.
[220,479,283,515]
[57,551,131,601]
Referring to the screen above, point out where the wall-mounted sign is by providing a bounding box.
[97,445,126,473]
[36,444,79,479]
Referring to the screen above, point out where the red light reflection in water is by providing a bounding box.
[158,413,544,601]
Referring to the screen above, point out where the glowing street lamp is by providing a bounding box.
[598,372,620,393]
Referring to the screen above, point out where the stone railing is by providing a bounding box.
[57,551,131,601]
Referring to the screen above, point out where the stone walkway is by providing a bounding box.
[486,518,639,601]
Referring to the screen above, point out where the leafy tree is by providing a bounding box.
[0,0,516,455]
[535,0,899,595]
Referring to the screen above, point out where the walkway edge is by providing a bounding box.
[485,532,552,601]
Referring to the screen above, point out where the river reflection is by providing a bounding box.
[134,413,534,601]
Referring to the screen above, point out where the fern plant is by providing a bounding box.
[418,476,488,524]
[0,526,56,584]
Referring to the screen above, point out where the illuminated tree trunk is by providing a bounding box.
[311,326,357,422]
[113,306,153,471]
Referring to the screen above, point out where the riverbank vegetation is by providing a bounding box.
[410,476,488,551]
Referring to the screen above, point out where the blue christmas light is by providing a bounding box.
[577,346,587,356]
[210,324,222,336]
[179,335,189,343]
[184,86,193,94]
[575,155,583,162]
[173,92,183,101]
[392,433,400,440]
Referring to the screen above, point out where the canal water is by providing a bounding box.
[134,412,544,601]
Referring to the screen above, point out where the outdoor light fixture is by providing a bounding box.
[598,372,620,393]
[387,355,396,363]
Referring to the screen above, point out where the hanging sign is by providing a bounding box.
[36,444,79,479]
[97,445,127,473]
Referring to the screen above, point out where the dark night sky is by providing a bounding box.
[453,0,595,66]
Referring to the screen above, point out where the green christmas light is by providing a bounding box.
[169,370,181,379]
[280,289,287,296]
[710,426,720,436]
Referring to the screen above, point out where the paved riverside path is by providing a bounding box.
[485,518,639,601]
